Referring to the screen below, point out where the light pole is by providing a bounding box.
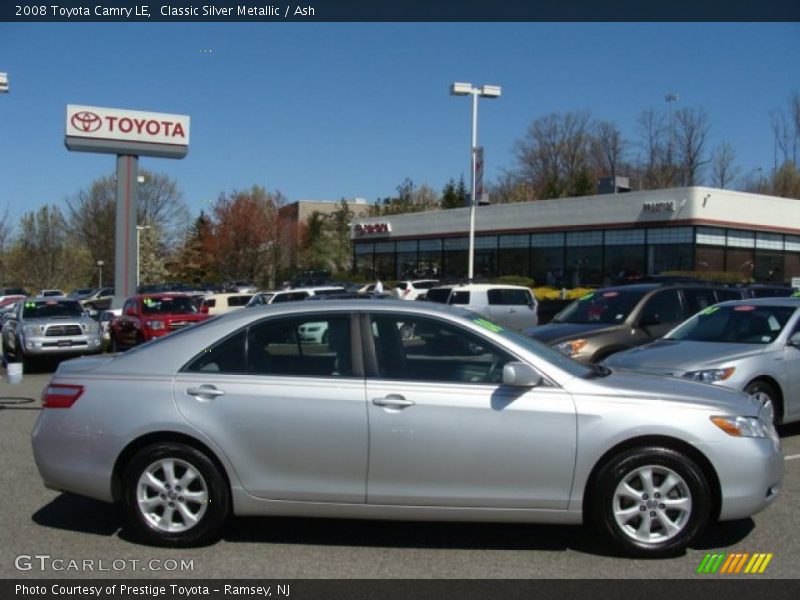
[136,225,151,287]
[665,92,679,173]
[450,82,502,280]
[96,260,104,288]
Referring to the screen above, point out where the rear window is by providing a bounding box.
[450,291,470,305]
[425,288,452,304]
[413,281,438,289]
[487,288,532,306]
[228,295,253,307]
[203,299,217,308]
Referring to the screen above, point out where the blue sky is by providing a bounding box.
[0,22,798,222]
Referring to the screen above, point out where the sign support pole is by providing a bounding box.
[114,154,139,308]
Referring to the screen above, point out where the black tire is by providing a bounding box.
[744,380,780,426]
[121,442,230,547]
[589,446,710,558]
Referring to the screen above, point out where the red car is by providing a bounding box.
[109,294,210,351]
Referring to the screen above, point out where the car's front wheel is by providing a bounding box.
[122,442,229,547]
[744,380,780,426]
[590,446,710,558]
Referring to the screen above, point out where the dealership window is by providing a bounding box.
[374,241,396,281]
[418,239,443,279]
[529,233,565,286]
[604,229,645,282]
[696,227,726,246]
[726,247,755,278]
[498,234,530,277]
[647,227,693,274]
[395,240,419,279]
[354,243,374,279]
[443,237,468,279]
[727,230,755,248]
[695,245,725,272]
[565,231,602,287]
[475,236,498,279]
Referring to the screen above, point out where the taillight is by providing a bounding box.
[42,384,84,408]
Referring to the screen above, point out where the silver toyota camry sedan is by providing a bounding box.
[31,300,782,557]
[605,298,800,426]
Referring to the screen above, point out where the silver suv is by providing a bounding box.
[426,283,538,331]
[1,297,103,367]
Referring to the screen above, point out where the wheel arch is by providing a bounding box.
[744,376,784,423]
[581,435,722,524]
[111,431,232,505]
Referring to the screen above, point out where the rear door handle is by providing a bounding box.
[186,385,225,398]
[372,394,415,409]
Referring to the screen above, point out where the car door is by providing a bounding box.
[173,312,368,503]
[364,312,577,509]
[115,299,140,347]
[783,314,800,422]
[487,287,537,331]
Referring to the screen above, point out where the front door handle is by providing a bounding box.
[372,394,415,409]
[186,385,225,399]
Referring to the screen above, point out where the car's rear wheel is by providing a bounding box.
[122,442,229,547]
[590,446,710,558]
[744,380,780,426]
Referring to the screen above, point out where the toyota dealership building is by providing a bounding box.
[350,187,800,286]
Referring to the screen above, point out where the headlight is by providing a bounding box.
[683,367,735,383]
[554,339,588,356]
[145,320,166,330]
[711,415,774,439]
[81,322,100,335]
[22,324,42,337]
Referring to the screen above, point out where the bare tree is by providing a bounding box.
[710,141,741,189]
[674,107,711,186]
[0,207,13,284]
[635,109,671,188]
[771,110,793,169]
[592,120,627,183]
[513,111,595,199]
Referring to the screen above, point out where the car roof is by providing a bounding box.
[715,297,800,308]
[431,283,532,291]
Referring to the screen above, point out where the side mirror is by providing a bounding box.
[502,361,543,387]
[788,332,800,347]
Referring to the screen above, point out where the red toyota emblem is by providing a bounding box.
[70,111,102,133]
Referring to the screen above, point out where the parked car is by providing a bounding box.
[32,299,781,556]
[40,289,66,297]
[604,298,800,426]
[0,287,28,302]
[740,283,796,298]
[525,283,745,364]
[109,294,209,351]
[247,286,347,308]
[426,283,538,331]
[80,287,115,311]
[68,288,96,301]
[1,297,102,367]
[394,279,440,300]
[0,294,26,310]
[200,293,254,315]
[97,308,122,350]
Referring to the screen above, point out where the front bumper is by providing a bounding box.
[21,334,104,356]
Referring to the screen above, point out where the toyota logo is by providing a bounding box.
[70,111,102,133]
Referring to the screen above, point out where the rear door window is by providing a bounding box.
[487,288,532,306]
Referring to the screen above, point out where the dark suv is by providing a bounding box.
[524,283,746,364]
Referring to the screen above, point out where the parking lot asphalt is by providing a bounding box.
[1,365,799,580]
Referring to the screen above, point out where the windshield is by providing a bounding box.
[554,289,647,324]
[142,296,198,314]
[666,304,796,344]
[22,300,85,318]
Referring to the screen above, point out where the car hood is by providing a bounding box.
[525,321,619,343]
[575,370,761,416]
[604,339,767,376]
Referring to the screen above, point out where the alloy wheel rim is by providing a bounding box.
[136,458,208,533]
[613,465,692,544]
[749,391,775,424]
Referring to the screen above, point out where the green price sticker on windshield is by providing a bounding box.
[700,306,720,316]
[580,293,594,301]
[473,318,503,333]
